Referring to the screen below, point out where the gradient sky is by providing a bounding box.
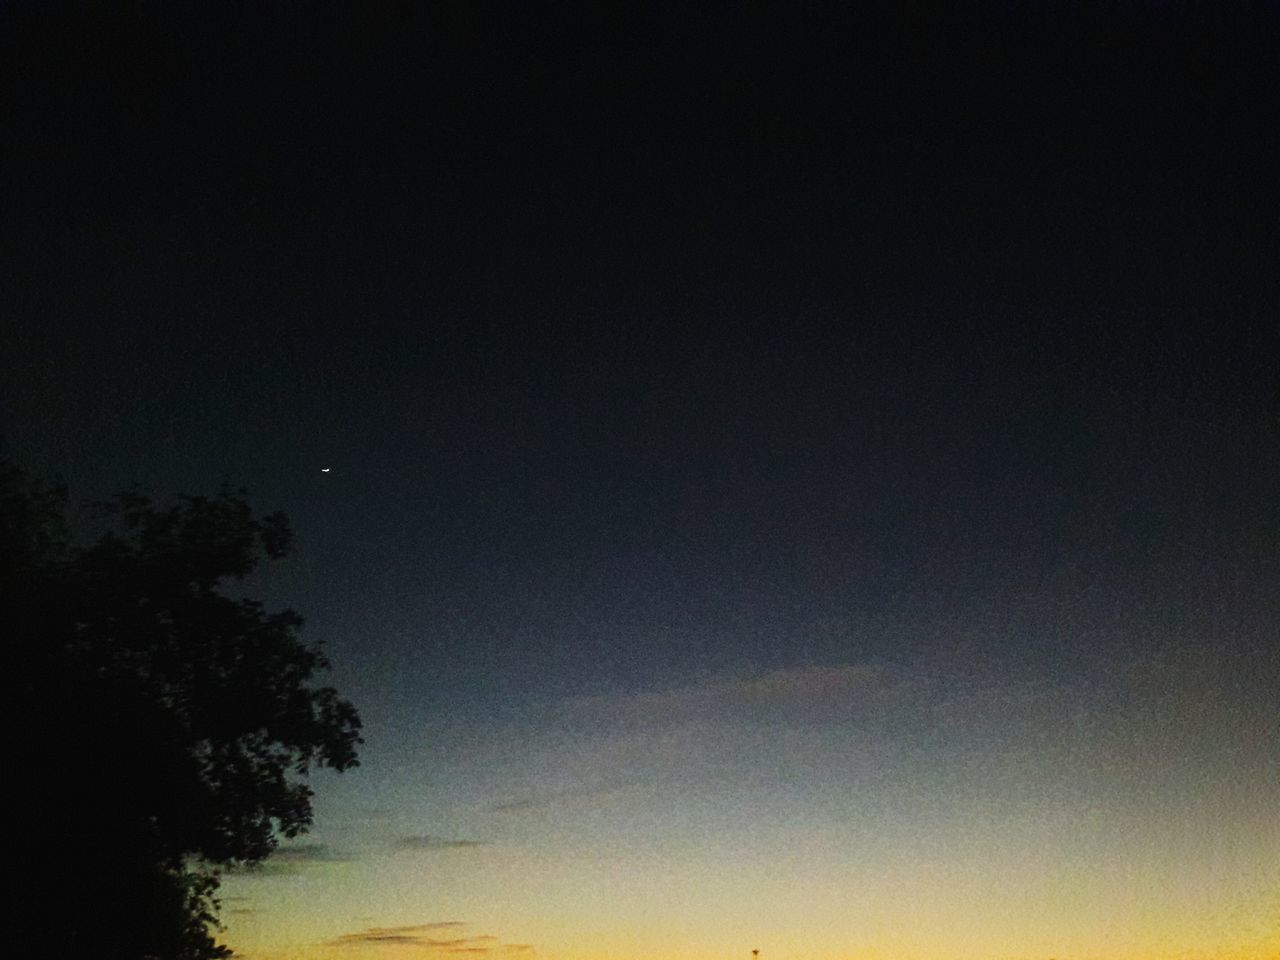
[3,4,1278,960]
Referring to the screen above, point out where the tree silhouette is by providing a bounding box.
[5,463,362,960]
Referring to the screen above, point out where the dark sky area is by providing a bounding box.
[4,5,1280,957]
[4,1,1277,764]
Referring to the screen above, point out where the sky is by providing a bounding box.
[3,3,1279,960]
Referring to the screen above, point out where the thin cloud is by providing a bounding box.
[559,663,921,729]
[326,924,499,951]
[488,777,640,813]
[272,843,347,862]
[224,843,351,876]
[480,665,944,818]
[396,835,488,851]
[333,933,422,945]
[223,861,301,878]
[488,796,537,813]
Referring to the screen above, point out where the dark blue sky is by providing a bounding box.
[4,0,1278,787]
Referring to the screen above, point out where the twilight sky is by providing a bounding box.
[3,4,1278,960]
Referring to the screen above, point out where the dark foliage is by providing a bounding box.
[5,463,362,960]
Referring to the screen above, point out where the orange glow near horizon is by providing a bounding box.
[218,648,1280,960]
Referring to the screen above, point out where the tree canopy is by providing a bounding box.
[5,463,362,960]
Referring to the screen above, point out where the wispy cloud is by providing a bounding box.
[223,860,301,878]
[272,843,348,862]
[480,655,1276,833]
[326,924,504,952]
[489,778,638,813]
[481,665,930,815]
[395,835,488,851]
[558,663,922,729]
[223,843,352,877]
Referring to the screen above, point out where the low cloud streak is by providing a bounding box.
[396,835,488,851]
[327,923,510,953]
